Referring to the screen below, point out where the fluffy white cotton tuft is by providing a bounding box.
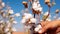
[1,2,5,7]
[35,25,42,32]
[35,28,40,32]
[44,12,49,16]
[8,10,14,14]
[21,19,26,23]
[23,13,33,19]
[15,13,20,17]
[30,18,36,23]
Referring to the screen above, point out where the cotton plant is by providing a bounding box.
[32,0,42,14]
[21,13,37,24]
[0,1,20,34]
[21,13,37,30]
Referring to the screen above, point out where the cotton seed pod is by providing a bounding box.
[55,9,59,14]
[22,1,28,8]
[45,0,50,4]
[52,2,56,6]
[47,3,51,7]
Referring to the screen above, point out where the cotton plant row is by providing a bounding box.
[0,9,20,34]
[0,0,20,34]
[4,9,20,34]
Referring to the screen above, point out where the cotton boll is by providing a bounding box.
[23,13,33,19]
[28,21,31,23]
[35,25,42,32]
[1,2,5,7]
[13,21,17,24]
[21,19,26,23]
[44,12,49,16]
[30,18,36,23]
[38,7,42,12]
[32,2,37,9]
[27,13,33,18]
[15,13,20,17]
[38,4,41,7]
[8,10,14,14]
[37,25,42,28]
[34,27,40,32]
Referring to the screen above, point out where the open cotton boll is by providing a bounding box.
[30,18,36,23]
[32,2,37,9]
[23,13,33,19]
[37,25,42,28]
[12,28,16,32]
[1,2,5,7]
[8,10,14,14]
[21,19,26,23]
[44,12,49,16]
[15,13,20,17]
[35,25,42,32]
[38,7,42,12]
[13,21,17,24]
[38,4,41,7]
[34,27,40,32]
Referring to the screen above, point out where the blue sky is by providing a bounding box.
[3,0,60,32]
